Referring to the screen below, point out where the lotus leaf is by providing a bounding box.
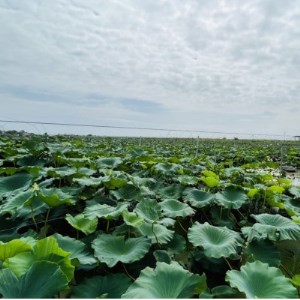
[71,273,132,298]
[97,157,123,169]
[122,262,206,298]
[84,202,128,220]
[92,234,151,267]
[135,198,161,222]
[183,189,215,208]
[188,222,243,258]
[66,213,98,235]
[0,261,69,298]
[137,222,174,244]
[242,213,300,241]
[215,187,248,209]
[54,233,97,266]
[122,210,144,228]
[226,261,298,298]
[0,173,32,198]
[4,236,74,281]
[159,199,194,218]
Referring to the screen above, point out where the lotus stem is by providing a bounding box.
[31,205,38,231]
[177,219,187,233]
[224,257,233,270]
[106,219,110,232]
[152,222,161,247]
[122,263,135,281]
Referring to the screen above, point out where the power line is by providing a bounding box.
[0,119,294,138]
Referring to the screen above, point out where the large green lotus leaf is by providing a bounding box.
[244,239,281,267]
[71,273,132,298]
[137,223,174,244]
[188,222,243,258]
[135,198,161,222]
[153,162,182,175]
[183,188,215,208]
[54,233,97,266]
[201,176,220,188]
[283,194,300,214]
[92,234,151,267]
[122,262,206,298]
[226,261,298,298]
[156,184,183,200]
[215,187,248,209]
[0,261,69,298]
[165,233,186,255]
[26,188,75,207]
[111,184,141,201]
[73,177,104,187]
[66,213,98,235]
[176,175,198,186]
[153,250,172,264]
[242,213,300,241]
[289,187,300,198]
[0,173,32,198]
[0,189,46,217]
[102,175,128,189]
[0,239,32,261]
[97,157,123,169]
[159,199,194,218]
[4,236,74,281]
[46,166,77,178]
[84,202,128,220]
[122,210,144,228]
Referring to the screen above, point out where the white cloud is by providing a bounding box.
[0,0,299,137]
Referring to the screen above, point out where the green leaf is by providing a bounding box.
[84,202,128,220]
[183,189,215,208]
[92,234,151,267]
[215,187,248,209]
[159,199,194,218]
[53,233,97,266]
[244,239,281,267]
[111,184,141,201]
[122,210,144,228]
[32,188,74,207]
[242,213,300,241]
[0,173,32,198]
[201,176,220,188]
[188,222,243,258]
[156,184,183,200]
[71,273,132,298]
[226,261,298,298]
[135,198,161,222]
[0,261,69,298]
[122,262,206,298]
[0,239,32,261]
[97,157,123,169]
[289,187,300,198]
[137,222,174,244]
[4,236,74,282]
[66,213,98,235]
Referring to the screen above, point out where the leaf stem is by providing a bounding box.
[224,257,233,270]
[122,263,135,281]
[31,205,38,232]
[177,219,187,233]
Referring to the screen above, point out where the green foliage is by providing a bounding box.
[1,133,299,298]
[226,261,298,298]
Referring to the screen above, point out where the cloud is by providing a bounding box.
[0,0,299,137]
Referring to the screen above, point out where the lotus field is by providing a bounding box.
[1,132,300,298]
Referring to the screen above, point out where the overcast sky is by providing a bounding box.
[0,0,299,138]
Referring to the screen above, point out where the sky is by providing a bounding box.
[0,0,299,139]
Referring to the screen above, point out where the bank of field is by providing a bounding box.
[0,132,300,298]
